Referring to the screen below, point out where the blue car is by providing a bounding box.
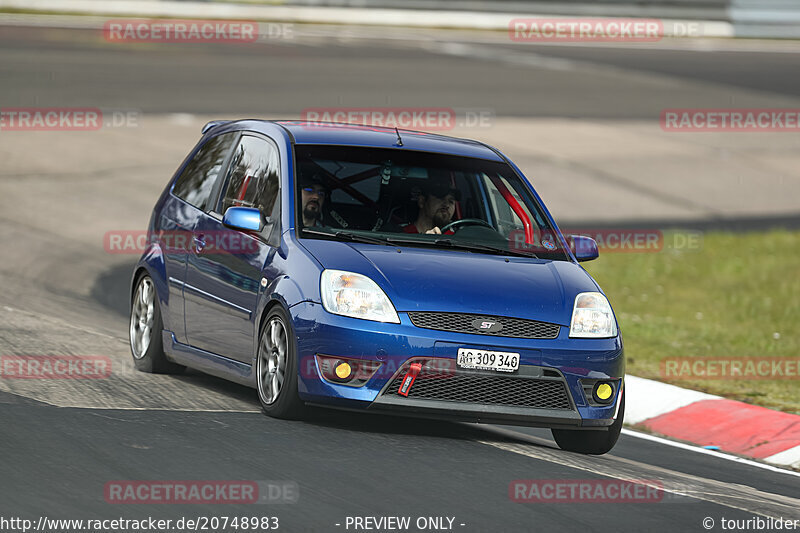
[129,120,625,454]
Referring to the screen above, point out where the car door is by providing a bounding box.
[161,131,238,343]
[183,134,282,362]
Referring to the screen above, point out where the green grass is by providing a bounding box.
[583,229,800,414]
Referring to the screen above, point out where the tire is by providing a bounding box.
[551,393,624,455]
[129,273,185,374]
[256,306,305,419]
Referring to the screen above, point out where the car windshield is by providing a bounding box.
[295,145,569,260]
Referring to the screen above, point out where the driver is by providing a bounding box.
[300,173,328,229]
[403,178,461,234]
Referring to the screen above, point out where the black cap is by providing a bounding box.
[300,173,328,190]
[421,178,461,201]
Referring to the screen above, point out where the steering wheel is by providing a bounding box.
[439,218,494,234]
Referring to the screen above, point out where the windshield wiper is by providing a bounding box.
[432,238,540,258]
[301,228,391,246]
[384,236,539,258]
[302,228,543,258]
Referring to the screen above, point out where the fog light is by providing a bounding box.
[593,382,614,403]
[315,355,382,387]
[335,361,352,380]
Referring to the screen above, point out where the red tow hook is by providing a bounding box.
[397,362,422,397]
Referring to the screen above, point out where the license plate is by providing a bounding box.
[456,348,520,373]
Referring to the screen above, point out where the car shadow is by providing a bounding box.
[303,407,501,442]
[91,261,135,317]
[170,368,262,408]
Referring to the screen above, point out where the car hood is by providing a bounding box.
[298,239,600,326]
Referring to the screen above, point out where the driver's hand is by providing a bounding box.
[425,227,442,235]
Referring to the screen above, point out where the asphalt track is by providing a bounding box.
[1,24,799,117]
[0,21,799,533]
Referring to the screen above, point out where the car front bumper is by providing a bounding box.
[290,301,624,429]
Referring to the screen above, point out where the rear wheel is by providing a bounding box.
[129,274,185,374]
[552,394,624,455]
[257,307,305,419]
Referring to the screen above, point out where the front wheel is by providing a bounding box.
[551,394,624,455]
[256,307,305,419]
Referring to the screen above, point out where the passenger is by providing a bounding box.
[403,178,461,234]
[300,174,328,228]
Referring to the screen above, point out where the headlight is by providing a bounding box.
[321,270,400,323]
[569,292,617,338]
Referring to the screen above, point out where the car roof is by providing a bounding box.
[203,119,506,162]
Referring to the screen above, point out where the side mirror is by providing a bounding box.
[569,235,599,262]
[223,207,263,232]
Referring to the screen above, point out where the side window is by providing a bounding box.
[219,136,281,239]
[173,132,237,209]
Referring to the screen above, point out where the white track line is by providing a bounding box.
[477,430,800,519]
[483,423,800,478]
[478,438,800,519]
[621,429,800,477]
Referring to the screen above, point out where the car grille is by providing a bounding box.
[407,312,560,339]
[384,367,572,410]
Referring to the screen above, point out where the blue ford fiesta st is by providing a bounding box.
[130,120,625,454]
